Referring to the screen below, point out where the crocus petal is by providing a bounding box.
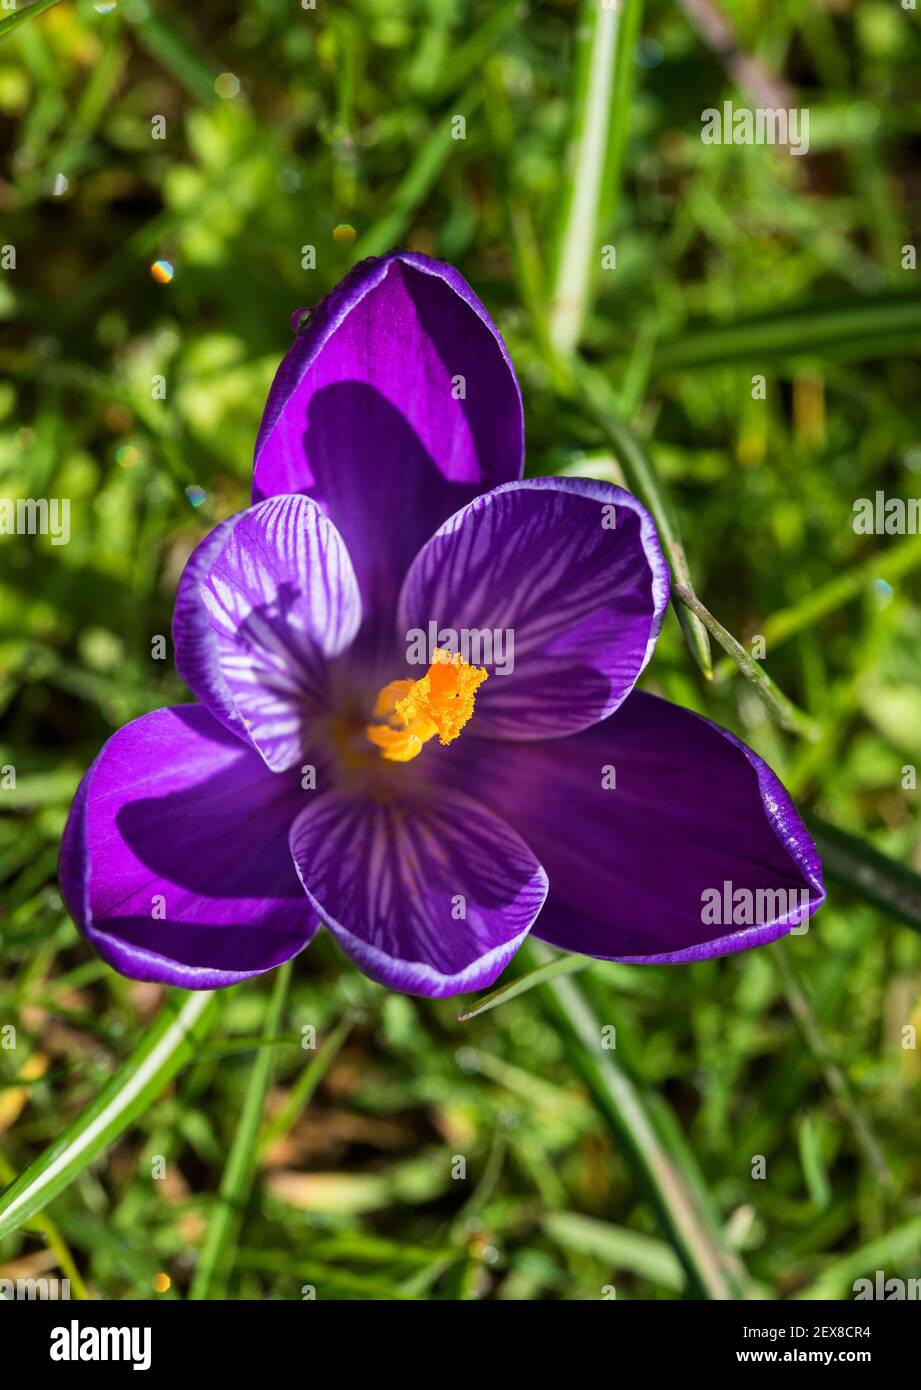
[398,478,668,739]
[252,252,524,636]
[443,691,824,961]
[288,787,548,997]
[60,706,319,988]
[198,494,361,772]
[173,513,245,740]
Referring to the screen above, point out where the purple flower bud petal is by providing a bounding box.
[398,477,668,739]
[288,786,548,997]
[442,691,824,961]
[253,252,523,631]
[60,706,319,988]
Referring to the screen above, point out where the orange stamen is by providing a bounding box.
[366,649,488,762]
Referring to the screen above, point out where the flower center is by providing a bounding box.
[365,649,488,762]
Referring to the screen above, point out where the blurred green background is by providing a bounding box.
[1,0,921,1300]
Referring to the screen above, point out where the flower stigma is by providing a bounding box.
[366,649,488,762]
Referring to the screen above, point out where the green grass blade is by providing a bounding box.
[654,291,921,374]
[0,0,63,45]
[715,534,921,678]
[0,991,218,1241]
[448,0,523,89]
[794,1215,921,1300]
[528,942,751,1299]
[543,1210,686,1293]
[354,94,480,259]
[260,1009,355,1154]
[602,0,645,235]
[770,942,893,1189]
[0,1152,90,1299]
[598,412,714,678]
[457,950,591,1023]
[190,963,291,1300]
[806,813,921,932]
[565,360,714,678]
[675,583,819,738]
[797,1113,831,1212]
[549,0,628,353]
[132,10,218,106]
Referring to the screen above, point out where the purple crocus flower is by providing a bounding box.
[60,252,824,998]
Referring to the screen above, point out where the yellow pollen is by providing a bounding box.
[366,649,488,762]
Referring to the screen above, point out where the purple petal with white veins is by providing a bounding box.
[199,494,361,772]
[288,787,548,997]
[252,252,524,638]
[398,478,668,739]
[442,690,824,961]
[173,513,246,740]
[60,706,319,989]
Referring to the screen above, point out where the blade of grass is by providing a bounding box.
[131,9,218,106]
[602,0,645,238]
[565,358,715,678]
[354,89,481,259]
[797,1113,831,1212]
[482,58,557,366]
[675,0,794,111]
[458,950,591,1023]
[714,533,921,679]
[794,1215,921,1300]
[0,991,219,1241]
[769,941,893,1189]
[805,813,921,933]
[190,963,291,1300]
[675,582,819,738]
[543,1210,686,1293]
[197,1032,304,1060]
[0,0,63,45]
[238,1257,424,1300]
[549,0,639,353]
[653,290,921,374]
[448,0,524,89]
[517,9,712,678]
[260,1008,356,1154]
[0,1153,89,1299]
[601,414,715,678]
[527,941,752,1298]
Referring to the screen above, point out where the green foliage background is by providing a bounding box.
[1,0,920,1300]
